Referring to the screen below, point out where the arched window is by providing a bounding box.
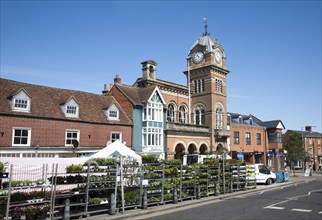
[216,108,223,129]
[194,105,205,125]
[179,105,187,124]
[167,103,175,122]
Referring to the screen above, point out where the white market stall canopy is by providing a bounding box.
[89,140,142,163]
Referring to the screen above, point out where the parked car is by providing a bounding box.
[255,164,276,185]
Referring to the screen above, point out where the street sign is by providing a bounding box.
[237,152,243,160]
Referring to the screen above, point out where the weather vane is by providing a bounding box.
[203,17,208,36]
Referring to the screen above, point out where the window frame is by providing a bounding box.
[65,130,80,147]
[216,108,223,129]
[194,105,205,125]
[10,90,31,113]
[12,127,31,147]
[233,131,239,144]
[256,133,262,145]
[106,104,120,121]
[111,132,122,142]
[215,78,223,93]
[167,103,176,122]
[246,132,251,145]
[179,105,187,124]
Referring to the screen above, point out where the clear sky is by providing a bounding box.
[1,0,321,133]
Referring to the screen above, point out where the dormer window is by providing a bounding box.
[249,117,253,125]
[105,104,119,120]
[9,89,31,113]
[61,97,79,118]
[67,106,77,115]
[238,116,243,124]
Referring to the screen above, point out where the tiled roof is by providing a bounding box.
[288,130,322,138]
[259,120,285,129]
[0,78,131,125]
[228,112,284,129]
[115,84,158,105]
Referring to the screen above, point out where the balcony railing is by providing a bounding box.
[166,123,210,133]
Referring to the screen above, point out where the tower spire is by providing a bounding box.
[203,17,209,36]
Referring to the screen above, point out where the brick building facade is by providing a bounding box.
[283,126,322,170]
[0,78,132,158]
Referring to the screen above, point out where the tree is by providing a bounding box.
[283,132,305,174]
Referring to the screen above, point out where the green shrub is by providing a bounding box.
[0,162,4,172]
[89,197,103,204]
[142,155,158,163]
[66,164,83,173]
[84,158,116,166]
[160,159,181,165]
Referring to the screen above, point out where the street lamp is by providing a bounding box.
[35,139,40,157]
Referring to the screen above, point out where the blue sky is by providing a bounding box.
[1,1,321,133]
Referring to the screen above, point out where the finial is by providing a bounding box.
[203,17,209,36]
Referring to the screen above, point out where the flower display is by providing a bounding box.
[10,206,25,217]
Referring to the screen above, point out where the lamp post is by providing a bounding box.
[35,139,40,157]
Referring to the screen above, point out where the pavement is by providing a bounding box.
[84,172,322,220]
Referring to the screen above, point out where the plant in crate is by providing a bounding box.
[37,204,50,220]
[24,205,38,220]
[10,206,25,220]
[66,164,84,173]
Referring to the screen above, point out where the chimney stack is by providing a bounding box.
[102,84,109,95]
[305,126,312,132]
[141,60,157,80]
[114,75,121,84]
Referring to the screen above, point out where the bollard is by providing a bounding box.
[229,182,233,193]
[196,183,200,199]
[215,182,220,196]
[63,199,70,220]
[173,187,178,204]
[109,193,116,215]
[142,191,148,210]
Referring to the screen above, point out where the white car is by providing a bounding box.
[255,164,276,185]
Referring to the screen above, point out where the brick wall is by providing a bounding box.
[0,115,132,148]
[108,87,133,121]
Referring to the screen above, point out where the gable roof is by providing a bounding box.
[0,78,131,125]
[7,88,31,99]
[258,120,285,129]
[114,83,165,106]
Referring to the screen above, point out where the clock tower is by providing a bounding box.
[185,19,230,154]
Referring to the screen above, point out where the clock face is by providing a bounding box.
[215,51,221,63]
[193,51,204,64]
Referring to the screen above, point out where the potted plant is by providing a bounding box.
[66,164,83,173]
[25,205,38,220]
[0,162,9,178]
[10,206,25,220]
[37,204,50,220]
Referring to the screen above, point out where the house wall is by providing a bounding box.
[108,87,133,121]
[0,115,132,149]
[229,124,266,165]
